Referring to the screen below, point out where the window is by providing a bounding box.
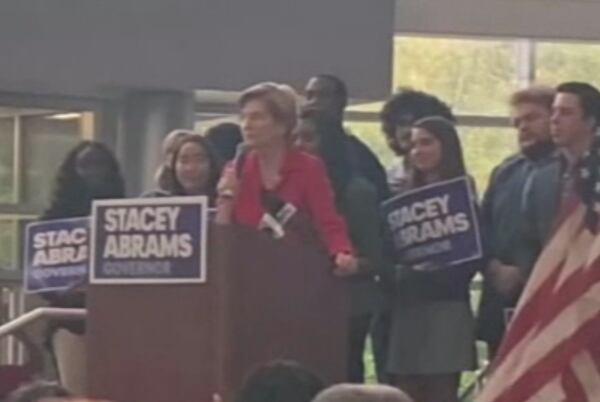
[22,115,81,209]
[393,36,518,116]
[348,121,517,194]
[536,41,600,88]
[349,35,520,196]
[459,127,517,192]
[347,121,395,167]
[0,118,15,203]
[0,218,17,271]
[0,107,91,281]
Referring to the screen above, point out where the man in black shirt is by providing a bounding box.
[304,74,389,201]
[304,74,389,383]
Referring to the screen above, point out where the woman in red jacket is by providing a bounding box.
[216,82,356,274]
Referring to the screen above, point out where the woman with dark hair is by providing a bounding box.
[170,135,223,201]
[43,141,125,219]
[295,110,386,383]
[40,140,125,395]
[386,117,479,402]
[408,117,466,188]
[146,134,223,203]
[235,360,324,402]
[152,129,194,194]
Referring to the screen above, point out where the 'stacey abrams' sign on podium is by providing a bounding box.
[90,196,208,284]
[24,217,90,293]
[382,176,483,267]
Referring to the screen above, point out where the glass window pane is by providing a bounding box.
[0,218,16,271]
[22,115,81,209]
[0,118,15,203]
[393,36,518,116]
[459,126,518,193]
[536,41,600,88]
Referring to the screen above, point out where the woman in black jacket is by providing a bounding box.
[41,140,125,394]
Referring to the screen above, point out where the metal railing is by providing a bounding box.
[0,307,86,339]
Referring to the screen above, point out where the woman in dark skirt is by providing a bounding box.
[387,117,480,402]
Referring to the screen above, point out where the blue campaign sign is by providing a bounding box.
[24,217,90,294]
[90,196,208,284]
[382,176,483,267]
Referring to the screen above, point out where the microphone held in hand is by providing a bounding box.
[233,142,250,178]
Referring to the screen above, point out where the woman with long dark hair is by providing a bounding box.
[387,117,479,402]
[152,129,194,194]
[295,109,386,383]
[145,134,223,204]
[169,135,223,201]
[43,141,125,219]
[40,140,125,395]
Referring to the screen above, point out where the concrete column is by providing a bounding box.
[116,90,194,196]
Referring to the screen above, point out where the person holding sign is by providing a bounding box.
[295,109,388,383]
[385,117,481,402]
[145,134,223,203]
[39,141,125,395]
[215,82,357,274]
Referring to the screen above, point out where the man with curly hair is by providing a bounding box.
[379,88,455,193]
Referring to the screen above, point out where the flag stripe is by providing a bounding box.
[494,240,600,379]
[523,376,565,402]
[478,284,600,402]
[477,198,600,402]
[496,223,595,367]
[493,309,600,402]
[561,366,587,402]
[570,351,600,400]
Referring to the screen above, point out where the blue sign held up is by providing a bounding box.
[382,176,483,267]
[24,217,90,293]
[90,196,208,285]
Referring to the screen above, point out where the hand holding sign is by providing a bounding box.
[25,218,90,294]
[382,177,482,268]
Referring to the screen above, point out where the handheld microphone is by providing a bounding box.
[233,142,249,178]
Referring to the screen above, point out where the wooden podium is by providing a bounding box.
[86,224,348,402]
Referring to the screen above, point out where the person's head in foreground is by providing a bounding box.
[312,384,414,402]
[235,360,324,402]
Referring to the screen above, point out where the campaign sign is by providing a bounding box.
[382,176,482,267]
[90,196,208,285]
[24,217,90,293]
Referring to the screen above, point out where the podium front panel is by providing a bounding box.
[87,224,347,402]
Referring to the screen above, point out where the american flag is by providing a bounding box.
[477,170,600,400]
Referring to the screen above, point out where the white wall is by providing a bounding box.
[396,0,600,41]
